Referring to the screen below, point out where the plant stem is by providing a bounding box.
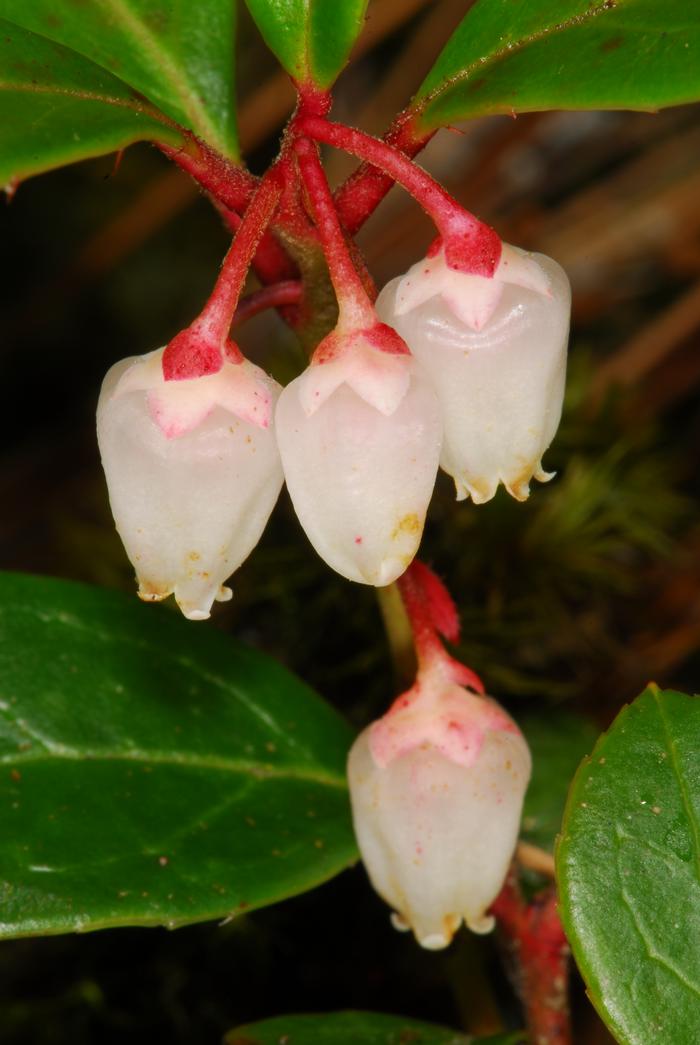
[397,562,484,693]
[233,280,302,326]
[294,137,375,330]
[299,115,501,275]
[198,168,284,344]
[491,871,572,1045]
[162,168,283,379]
[333,110,434,236]
[159,134,256,214]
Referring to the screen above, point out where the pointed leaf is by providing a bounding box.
[226,1011,522,1044]
[244,0,368,88]
[0,573,356,939]
[0,0,238,159]
[414,0,700,130]
[557,685,700,1044]
[0,19,183,185]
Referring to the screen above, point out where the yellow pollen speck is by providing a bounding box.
[391,513,420,540]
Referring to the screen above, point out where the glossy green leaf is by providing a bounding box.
[0,573,357,939]
[521,711,598,852]
[414,0,700,130]
[0,20,183,186]
[0,0,238,159]
[226,1010,522,1045]
[244,0,368,87]
[557,685,700,1045]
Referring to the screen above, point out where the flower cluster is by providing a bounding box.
[97,239,570,618]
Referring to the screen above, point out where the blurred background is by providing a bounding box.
[1,0,699,1041]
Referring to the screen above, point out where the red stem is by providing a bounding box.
[294,137,375,328]
[162,168,283,379]
[215,201,298,284]
[300,116,501,276]
[159,135,256,214]
[491,871,572,1045]
[233,280,302,326]
[199,169,283,342]
[397,562,484,693]
[333,111,434,236]
[299,116,477,238]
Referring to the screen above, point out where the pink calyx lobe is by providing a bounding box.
[299,320,413,418]
[161,322,245,381]
[430,223,502,279]
[115,347,274,439]
[369,675,519,771]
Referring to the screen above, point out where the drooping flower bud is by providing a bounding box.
[275,322,442,585]
[376,244,570,503]
[97,346,283,620]
[347,675,531,949]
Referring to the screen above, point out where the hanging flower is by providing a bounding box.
[348,669,531,949]
[275,320,442,585]
[377,244,570,503]
[97,345,283,620]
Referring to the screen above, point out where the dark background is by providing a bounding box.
[2,1,700,1041]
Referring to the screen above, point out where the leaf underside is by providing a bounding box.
[557,685,700,1044]
[414,0,700,129]
[0,573,356,939]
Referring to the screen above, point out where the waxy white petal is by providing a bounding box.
[348,688,531,949]
[377,252,570,504]
[98,350,284,620]
[276,362,441,586]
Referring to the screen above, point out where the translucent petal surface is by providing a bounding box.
[348,725,531,948]
[377,254,570,503]
[276,367,441,585]
[97,357,284,619]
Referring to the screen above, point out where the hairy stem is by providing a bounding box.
[294,137,375,330]
[333,110,434,236]
[300,115,501,275]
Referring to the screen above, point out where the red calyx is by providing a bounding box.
[440,223,503,279]
[162,327,224,381]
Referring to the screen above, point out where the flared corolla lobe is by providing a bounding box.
[347,680,531,949]
[377,248,570,504]
[97,348,283,620]
[275,324,442,586]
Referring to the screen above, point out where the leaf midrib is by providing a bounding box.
[98,0,224,148]
[418,0,639,110]
[0,743,346,788]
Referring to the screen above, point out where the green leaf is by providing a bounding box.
[225,1011,522,1044]
[244,0,368,88]
[557,685,700,1045]
[414,0,700,130]
[0,573,357,939]
[521,711,598,852]
[0,19,183,186]
[0,0,238,159]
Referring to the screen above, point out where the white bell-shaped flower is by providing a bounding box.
[275,326,442,585]
[97,347,283,620]
[347,679,531,949]
[376,246,570,503]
